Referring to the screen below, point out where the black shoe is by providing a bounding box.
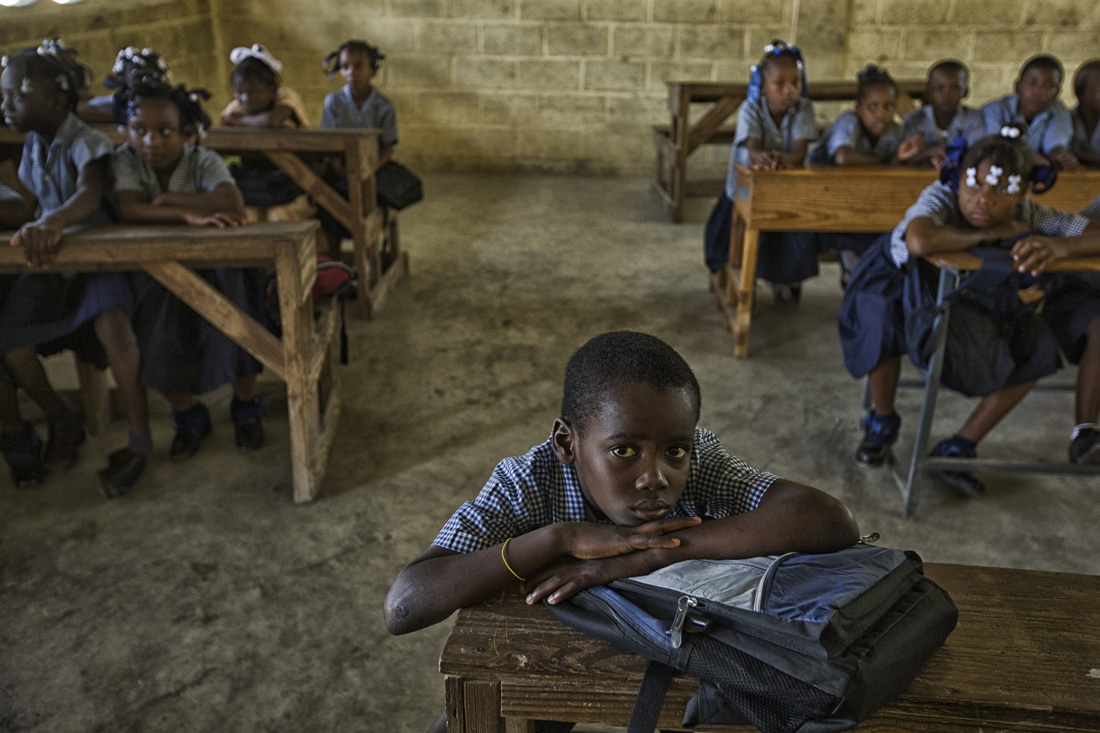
[169,403,212,462]
[856,411,900,467]
[43,409,86,471]
[96,448,146,499]
[1,422,48,489]
[230,396,264,452]
[930,437,985,498]
[771,283,801,309]
[1069,427,1100,464]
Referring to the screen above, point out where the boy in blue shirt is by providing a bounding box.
[901,60,985,168]
[386,331,860,733]
[1070,59,1100,167]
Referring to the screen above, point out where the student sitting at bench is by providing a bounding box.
[900,60,985,169]
[838,128,1100,496]
[385,330,860,733]
[703,40,819,308]
[1070,59,1100,168]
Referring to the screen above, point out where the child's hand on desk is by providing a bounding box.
[1049,148,1082,172]
[184,211,247,228]
[928,145,948,170]
[562,515,701,560]
[749,150,782,171]
[1010,235,1066,275]
[10,216,64,268]
[521,552,659,606]
[895,134,924,163]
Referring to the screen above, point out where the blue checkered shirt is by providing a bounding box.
[115,144,234,197]
[980,95,1073,156]
[433,427,778,554]
[1083,196,1100,221]
[889,181,1089,267]
[901,104,985,148]
[18,112,114,224]
[809,110,904,165]
[321,85,398,147]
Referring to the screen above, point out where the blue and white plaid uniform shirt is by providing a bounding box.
[901,104,985,148]
[725,97,818,198]
[809,110,904,165]
[114,144,234,197]
[1082,195,1100,221]
[1071,107,1100,159]
[433,427,777,554]
[980,96,1073,156]
[321,85,398,147]
[889,180,1089,267]
[18,112,114,224]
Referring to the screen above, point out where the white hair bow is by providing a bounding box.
[229,44,283,74]
[1000,126,1021,139]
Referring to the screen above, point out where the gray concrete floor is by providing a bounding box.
[2,172,1099,733]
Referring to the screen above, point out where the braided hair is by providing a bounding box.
[856,64,898,101]
[321,39,385,78]
[747,39,808,103]
[940,125,1054,195]
[1,41,85,112]
[126,74,213,137]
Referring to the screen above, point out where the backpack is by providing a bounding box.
[546,541,958,733]
[375,160,423,210]
[264,256,356,364]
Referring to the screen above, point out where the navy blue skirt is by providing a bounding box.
[1041,273,1100,364]
[130,268,266,395]
[837,234,906,379]
[703,194,821,283]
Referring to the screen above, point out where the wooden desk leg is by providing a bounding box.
[445,676,508,733]
[733,227,760,358]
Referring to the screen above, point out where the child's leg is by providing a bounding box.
[163,391,212,462]
[94,308,150,496]
[0,377,48,487]
[856,356,902,466]
[1070,316,1100,463]
[3,345,85,469]
[0,379,23,433]
[230,375,263,451]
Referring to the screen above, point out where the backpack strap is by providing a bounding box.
[628,660,675,733]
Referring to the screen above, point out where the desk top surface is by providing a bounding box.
[0,126,381,153]
[441,563,1100,724]
[667,79,927,102]
[929,250,1100,272]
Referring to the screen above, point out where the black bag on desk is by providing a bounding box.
[547,543,957,733]
[230,164,305,208]
[375,161,423,210]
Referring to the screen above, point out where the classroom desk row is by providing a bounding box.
[653,79,927,222]
[0,125,405,318]
[0,222,337,504]
[441,563,1100,731]
[721,163,1100,358]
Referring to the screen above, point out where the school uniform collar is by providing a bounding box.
[27,112,85,161]
[340,84,379,113]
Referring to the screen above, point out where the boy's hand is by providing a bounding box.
[522,553,657,606]
[749,150,781,171]
[928,145,948,169]
[1011,234,1067,275]
[564,516,702,560]
[895,134,924,163]
[183,211,247,228]
[1049,148,1082,172]
[11,216,64,268]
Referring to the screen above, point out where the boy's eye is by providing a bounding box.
[610,446,637,458]
[666,446,689,460]
[160,127,174,136]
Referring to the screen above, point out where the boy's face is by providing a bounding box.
[1016,66,1060,119]
[127,97,185,172]
[1076,67,1100,113]
[855,84,897,138]
[958,158,1024,230]
[552,381,697,527]
[339,49,377,93]
[927,68,967,116]
[761,56,802,117]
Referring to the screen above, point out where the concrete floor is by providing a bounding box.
[2,172,1099,733]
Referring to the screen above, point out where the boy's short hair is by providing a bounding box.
[1019,54,1063,84]
[561,331,701,434]
[929,60,968,87]
[1074,59,1100,99]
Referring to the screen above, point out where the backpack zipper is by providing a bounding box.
[753,552,798,613]
[668,595,698,649]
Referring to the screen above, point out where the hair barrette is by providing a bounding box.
[964,167,978,188]
[985,165,1002,186]
[230,44,283,74]
[1000,126,1021,139]
[1005,174,1022,195]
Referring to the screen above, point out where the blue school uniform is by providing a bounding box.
[838,181,1087,384]
[0,112,127,365]
[704,97,820,279]
[1039,198,1100,363]
[114,143,266,395]
[980,95,1073,156]
[1070,107,1100,159]
[808,110,904,165]
[901,104,985,148]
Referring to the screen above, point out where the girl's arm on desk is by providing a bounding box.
[11,156,107,268]
[832,145,882,166]
[1011,221,1100,274]
[904,215,1030,257]
[117,182,246,227]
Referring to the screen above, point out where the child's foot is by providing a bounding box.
[0,422,48,488]
[96,448,147,499]
[856,411,900,466]
[930,436,984,497]
[170,402,212,462]
[771,282,801,309]
[230,396,264,452]
[1069,425,1100,464]
[43,408,86,470]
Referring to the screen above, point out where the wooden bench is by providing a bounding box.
[721,164,1100,357]
[889,251,1100,517]
[0,126,406,318]
[440,563,1100,731]
[653,79,927,222]
[0,221,338,503]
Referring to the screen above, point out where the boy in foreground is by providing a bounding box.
[385,331,860,732]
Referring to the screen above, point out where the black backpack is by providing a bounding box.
[547,542,958,733]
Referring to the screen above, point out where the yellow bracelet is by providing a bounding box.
[501,537,525,581]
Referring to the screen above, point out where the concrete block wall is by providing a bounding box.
[3,0,1099,175]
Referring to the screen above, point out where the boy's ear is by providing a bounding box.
[551,417,577,465]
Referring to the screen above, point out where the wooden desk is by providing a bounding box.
[653,79,926,222]
[893,251,1100,517]
[0,221,337,504]
[0,126,406,317]
[721,164,1100,357]
[440,563,1100,731]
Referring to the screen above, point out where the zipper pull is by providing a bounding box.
[667,595,698,649]
[858,532,880,545]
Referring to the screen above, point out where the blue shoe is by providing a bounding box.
[230,396,264,452]
[170,402,212,462]
[1,422,48,488]
[856,411,900,466]
[930,437,984,498]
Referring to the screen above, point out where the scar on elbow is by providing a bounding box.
[384,600,410,634]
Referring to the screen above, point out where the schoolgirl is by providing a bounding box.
[980,55,1080,170]
[79,46,172,125]
[1069,59,1100,167]
[703,40,819,307]
[115,76,266,458]
[219,45,314,221]
[0,43,152,497]
[900,60,985,168]
[838,128,1099,495]
[319,39,398,259]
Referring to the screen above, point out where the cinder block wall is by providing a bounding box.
[3,0,1099,175]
